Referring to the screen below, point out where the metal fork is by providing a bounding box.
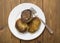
[30,7,53,34]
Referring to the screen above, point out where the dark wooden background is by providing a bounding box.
[0,0,60,43]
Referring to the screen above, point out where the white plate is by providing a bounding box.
[8,3,46,40]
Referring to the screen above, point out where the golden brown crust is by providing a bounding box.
[15,9,41,33]
[15,19,29,33]
[28,17,41,33]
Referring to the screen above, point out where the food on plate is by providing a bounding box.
[21,9,33,23]
[15,19,29,33]
[28,17,41,33]
[15,9,41,33]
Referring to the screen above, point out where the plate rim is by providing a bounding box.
[8,3,46,40]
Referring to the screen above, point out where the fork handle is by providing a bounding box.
[40,19,53,34]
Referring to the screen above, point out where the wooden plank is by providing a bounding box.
[42,0,55,43]
[0,0,20,43]
[20,0,43,43]
[0,0,3,26]
[0,0,12,43]
[3,0,11,25]
[53,0,60,43]
[42,0,60,43]
[0,0,60,43]
[0,27,12,43]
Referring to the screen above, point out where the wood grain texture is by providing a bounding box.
[42,0,60,43]
[0,0,60,43]
[53,0,60,43]
[0,0,4,29]
[0,0,12,43]
[42,0,56,43]
[0,0,20,43]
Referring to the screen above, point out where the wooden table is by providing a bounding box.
[0,0,60,43]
